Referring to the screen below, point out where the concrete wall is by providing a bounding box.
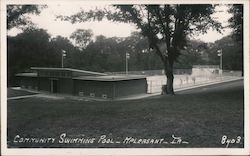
[58,78,73,94]
[39,78,73,94]
[73,80,114,99]
[19,77,38,90]
[18,76,147,99]
[192,67,220,77]
[38,77,51,92]
[74,78,147,99]
[114,79,147,97]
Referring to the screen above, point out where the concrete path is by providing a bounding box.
[116,77,243,101]
[7,94,38,100]
[175,77,243,92]
[7,76,243,101]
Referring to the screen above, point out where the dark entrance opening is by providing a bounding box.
[51,79,58,93]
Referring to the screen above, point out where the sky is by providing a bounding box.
[8,4,233,43]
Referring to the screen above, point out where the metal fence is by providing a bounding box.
[147,71,242,94]
[106,69,192,76]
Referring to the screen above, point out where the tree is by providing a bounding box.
[49,36,80,68]
[7,5,46,30]
[84,35,125,72]
[228,4,243,41]
[228,4,243,76]
[206,35,243,71]
[8,28,52,86]
[70,29,93,49]
[59,5,222,94]
[175,40,207,69]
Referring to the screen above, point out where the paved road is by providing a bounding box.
[176,79,244,95]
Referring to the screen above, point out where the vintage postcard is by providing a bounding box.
[1,0,249,155]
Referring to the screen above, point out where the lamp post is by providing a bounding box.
[217,49,223,74]
[125,52,130,75]
[61,50,66,68]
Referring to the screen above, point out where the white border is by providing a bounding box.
[1,0,249,155]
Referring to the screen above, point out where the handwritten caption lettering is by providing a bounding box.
[13,133,189,145]
[221,135,242,148]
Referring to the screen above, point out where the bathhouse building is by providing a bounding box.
[16,67,147,99]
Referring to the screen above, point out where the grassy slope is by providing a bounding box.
[7,80,244,148]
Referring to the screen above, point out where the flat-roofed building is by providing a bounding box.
[16,67,147,99]
[73,75,147,99]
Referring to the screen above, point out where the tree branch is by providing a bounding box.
[123,6,166,62]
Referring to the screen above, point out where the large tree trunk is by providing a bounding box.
[163,59,175,95]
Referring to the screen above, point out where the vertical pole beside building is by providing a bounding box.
[126,52,130,75]
[62,50,66,68]
[220,51,223,70]
[217,49,223,75]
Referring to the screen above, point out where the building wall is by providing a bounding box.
[38,70,72,78]
[38,77,51,92]
[19,77,38,90]
[73,78,147,99]
[38,77,73,94]
[58,78,73,94]
[73,80,113,99]
[114,79,147,97]
[18,75,147,99]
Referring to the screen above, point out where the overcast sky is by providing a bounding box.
[8,4,233,43]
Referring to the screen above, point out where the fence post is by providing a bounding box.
[150,80,152,93]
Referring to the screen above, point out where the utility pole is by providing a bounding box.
[62,50,66,68]
[217,49,223,75]
[125,52,130,75]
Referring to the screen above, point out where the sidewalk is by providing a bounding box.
[175,76,243,92]
[7,76,243,101]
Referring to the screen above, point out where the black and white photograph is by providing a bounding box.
[1,0,249,155]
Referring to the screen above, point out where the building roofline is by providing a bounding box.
[15,73,38,77]
[30,67,107,76]
[73,75,147,81]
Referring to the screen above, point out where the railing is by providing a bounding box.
[147,72,242,94]
[105,69,192,76]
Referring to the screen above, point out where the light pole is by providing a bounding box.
[61,50,66,68]
[125,52,130,75]
[217,49,223,74]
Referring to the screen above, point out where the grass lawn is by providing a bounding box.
[7,80,244,148]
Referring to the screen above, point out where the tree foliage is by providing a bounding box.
[205,35,242,71]
[58,4,222,94]
[7,5,46,30]
[7,28,77,86]
[70,29,93,49]
[228,4,243,76]
[228,4,243,41]
[175,40,207,69]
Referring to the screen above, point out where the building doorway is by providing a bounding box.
[50,79,58,93]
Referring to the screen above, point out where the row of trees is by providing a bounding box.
[8,26,242,86]
[59,4,243,94]
[7,27,202,86]
[7,4,243,93]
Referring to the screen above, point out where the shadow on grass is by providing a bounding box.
[7,80,244,148]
